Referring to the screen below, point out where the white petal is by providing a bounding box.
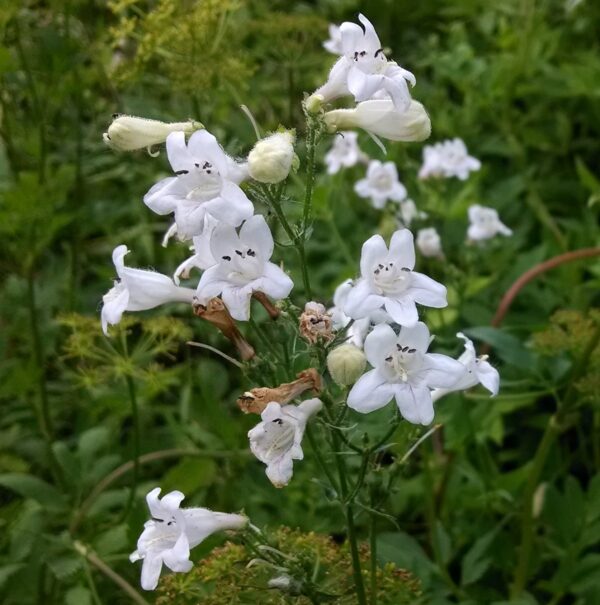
[394,384,434,425]
[364,323,397,368]
[143,177,180,215]
[343,279,385,319]
[166,131,192,172]
[388,229,415,269]
[162,532,192,573]
[187,129,228,174]
[257,263,294,299]
[422,353,467,389]
[209,223,241,263]
[384,297,419,326]
[140,554,163,591]
[398,321,431,353]
[239,215,274,260]
[477,360,500,395]
[347,369,395,413]
[209,181,254,226]
[359,234,389,278]
[221,284,253,321]
[408,272,447,308]
[195,266,230,304]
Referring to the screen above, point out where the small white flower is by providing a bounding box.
[324,99,431,142]
[431,333,500,402]
[467,204,512,241]
[130,487,247,591]
[343,229,447,327]
[195,215,293,321]
[416,227,443,258]
[144,130,253,240]
[397,198,427,228]
[323,23,343,55]
[101,245,195,335]
[103,115,202,152]
[354,160,407,209]
[247,131,295,184]
[418,138,481,181]
[312,14,415,111]
[324,131,368,174]
[248,398,323,487]
[347,322,465,424]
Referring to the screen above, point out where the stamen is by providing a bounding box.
[385,356,393,362]
[194,163,200,167]
[235,250,243,256]
[272,418,283,425]
[174,169,189,175]
[222,255,231,261]
[407,348,416,353]
[151,517,164,523]
[247,249,256,257]
[401,267,411,272]
[375,48,384,57]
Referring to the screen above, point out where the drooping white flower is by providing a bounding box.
[354,160,407,209]
[248,398,323,487]
[418,138,481,181]
[347,322,465,424]
[247,131,295,184]
[324,131,368,174]
[103,115,203,152]
[144,130,253,241]
[416,227,443,258]
[324,99,431,142]
[101,245,195,335]
[312,14,415,111]
[173,215,219,284]
[397,198,427,228]
[343,229,447,327]
[195,215,293,321]
[323,23,343,55]
[130,488,247,591]
[467,205,512,241]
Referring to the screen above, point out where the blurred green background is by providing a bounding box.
[0,0,599,603]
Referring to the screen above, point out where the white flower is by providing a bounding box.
[418,138,481,181]
[173,215,219,284]
[397,198,427,228]
[343,229,447,327]
[432,333,499,402]
[467,205,512,241]
[416,227,443,258]
[103,115,202,152]
[324,131,368,174]
[329,279,391,348]
[347,322,465,424]
[101,245,195,335]
[247,131,295,184]
[195,215,293,321]
[144,130,253,241]
[354,160,407,209]
[312,14,415,111]
[248,398,323,487]
[324,99,431,142]
[323,23,343,55]
[130,488,247,591]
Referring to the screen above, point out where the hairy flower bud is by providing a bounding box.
[327,344,367,386]
[103,115,203,152]
[323,100,431,142]
[247,131,296,183]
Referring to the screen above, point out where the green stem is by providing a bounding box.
[121,374,140,520]
[369,488,378,605]
[306,425,339,494]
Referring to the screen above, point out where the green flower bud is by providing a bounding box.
[327,344,367,386]
[247,131,295,183]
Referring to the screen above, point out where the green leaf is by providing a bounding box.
[47,555,82,580]
[0,473,66,510]
[432,520,452,565]
[0,564,25,589]
[94,524,129,556]
[377,531,436,582]
[161,457,217,494]
[65,586,93,605]
[461,527,498,585]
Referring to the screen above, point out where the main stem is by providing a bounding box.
[122,373,141,520]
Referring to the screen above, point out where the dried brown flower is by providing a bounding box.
[299,302,334,344]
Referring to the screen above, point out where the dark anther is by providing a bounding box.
[378,264,384,268]
[174,169,189,176]
[273,418,283,424]
[408,348,416,353]
[385,356,393,362]
[401,267,411,272]
[151,517,164,523]
[396,344,402,350]
[222,255,231,261]
[360,50,367,57]
[235,250,243,256]
[247,249,256,257]
[385,267,389,271]
[374,269,380,275]
[167,521,173,526]
[112,113,120,119]
[375,48,384,58]
[195,162,200,167]
[206,170,212,174]
[354,51,359,61]
[357,15,366,34]
[105,135,111,140]
[203,161,212,169]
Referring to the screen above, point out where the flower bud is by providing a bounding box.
[103,115,203,152]
[416,227,443,258]
[323,100,431,142]
[247,131,295,184]
[304,93,324,114]
[327,344,367,386]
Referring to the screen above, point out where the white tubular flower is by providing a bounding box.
[324,131,368,174]
[195,215,293,321]
[343,229,447,327]
[101,245,195,335]
[130,488,247,591]
[103,115,203,152]
[323,23,343,55]
[397,199,427,228]
[347,322,465,424]
[431,333,499,402]
[416,227,443,258]
[312,14,415,111]
[248,398,323,487]
[354,160,407,209]
[173,216,219,284]
[247,131,295,184]
[144,130,253,241]
[418,138,481,181]
[467,205,513,241]
[324,99,431,142]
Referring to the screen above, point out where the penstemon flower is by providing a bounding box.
[347,322,465,424]
[343,229,447,327]
[130,488,247,590]
[397,198,427,228]
[418,138,481,181]
[324,131,368,174]
[195,215,293,321]
[354,159,407,209]
[248,398,323,487]
[323,23,343,55]
[311,14,416,111]
[144,130,253,241]
[101,245,195,335]
[467,204,513,241]
[416,227,443,258]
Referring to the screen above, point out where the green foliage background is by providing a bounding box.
[0,0,599,604]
